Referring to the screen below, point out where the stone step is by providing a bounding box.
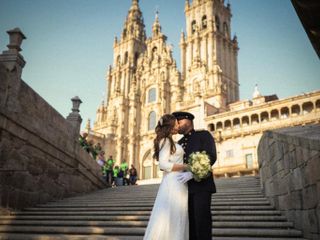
[21,205,274,212]
[32,200,270,208]
[0,220,294,228]
[61,193,266,199]
[42,195,268,204]
[1,176,304,239]
[9,210,282,216]
[0,226,302,237]
[0,215,288,222]
[0,233,307,240]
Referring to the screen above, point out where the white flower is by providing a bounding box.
[188,151,212,182]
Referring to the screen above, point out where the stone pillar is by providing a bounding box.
[0,28,26,111]
[67,96,83,137]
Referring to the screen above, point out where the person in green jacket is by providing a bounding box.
[120,160,129,185]
[105,155,115,186]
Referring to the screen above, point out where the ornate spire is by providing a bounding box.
[121,0,145,41]
[130,0,139,11]
[152,10,162,37]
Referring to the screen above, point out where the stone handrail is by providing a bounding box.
[258,125,320,239]
[0,29,106,210]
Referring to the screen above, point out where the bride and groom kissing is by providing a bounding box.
[143,111,217,240]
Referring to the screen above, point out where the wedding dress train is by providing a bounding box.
[143,139,188,240]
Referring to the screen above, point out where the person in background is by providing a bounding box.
[88,140,97,159]
[105,155,115,186]
[96,151,106,167]
[94,142,102,155]
[79,132,89,149]
[129,164,138,185]
[120,159,129,185]
[113,165,122,186]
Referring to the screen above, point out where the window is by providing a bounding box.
[215,16,220,31]
[152,47,158,61]
[202,15,207,29]
[246,154,253,169]
[191,20,197,34]
[148,88,156,103]
[124,52,128,64]
[148,111,157,130]
[226,150,233,158]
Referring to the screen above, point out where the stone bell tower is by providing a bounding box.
[180,0,239,120]
[94,0,147,164]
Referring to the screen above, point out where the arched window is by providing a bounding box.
[202,15,207,29]
[302,102,313,114]
[215,16,220,31]
[148,88,156,103]
[148,111,157,130]
[242,116,249,126]
[208,123,215,132]
[251,114,259,124]
[260,111,269,122]
[191,20,197,34]
[281,107,289,119]
[271,109,279,120]
[291,104,300,115]
[134,52,139,66]
[216,122,223,130]
[152,47,158,61]
[116,55,120,66]
[224,120,231,129]
[124,52,128,64]
[316,99,320,110]
[233,118,240,128]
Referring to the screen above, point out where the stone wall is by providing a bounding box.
[258,125,320,240]
[0,30,105,210]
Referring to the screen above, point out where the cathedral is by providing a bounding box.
[89,0,320,180]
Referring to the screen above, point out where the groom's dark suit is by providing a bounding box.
[178,129,217,240]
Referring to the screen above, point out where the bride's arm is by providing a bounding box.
[171,163,188,172]
[159,139,188,172]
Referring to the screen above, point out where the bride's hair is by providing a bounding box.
[153,114,177,161]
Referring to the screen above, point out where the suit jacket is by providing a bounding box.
[178,129,217,193]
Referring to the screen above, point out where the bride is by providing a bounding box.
[143,114,189,240]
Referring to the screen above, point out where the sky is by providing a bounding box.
[0,0,319,130]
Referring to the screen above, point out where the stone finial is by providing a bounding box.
[7,28,26,53]
[0,28,27,73]
[67,96,83,137]
[71,96,82,113]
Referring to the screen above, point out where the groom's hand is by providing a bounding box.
[177,172,193,183]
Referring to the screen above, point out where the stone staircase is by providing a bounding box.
[0,176,305,240]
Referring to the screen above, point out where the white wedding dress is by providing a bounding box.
[143,138,189,240]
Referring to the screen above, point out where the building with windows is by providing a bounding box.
[90,0,320,179]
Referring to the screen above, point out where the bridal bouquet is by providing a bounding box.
[188,151,212,182]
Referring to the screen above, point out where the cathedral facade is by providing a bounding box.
[90,0,320,179]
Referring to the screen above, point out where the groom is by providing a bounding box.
[172,111,217,240]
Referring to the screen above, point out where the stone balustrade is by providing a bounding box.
[258,125,320,240]
[0,28,105,210]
